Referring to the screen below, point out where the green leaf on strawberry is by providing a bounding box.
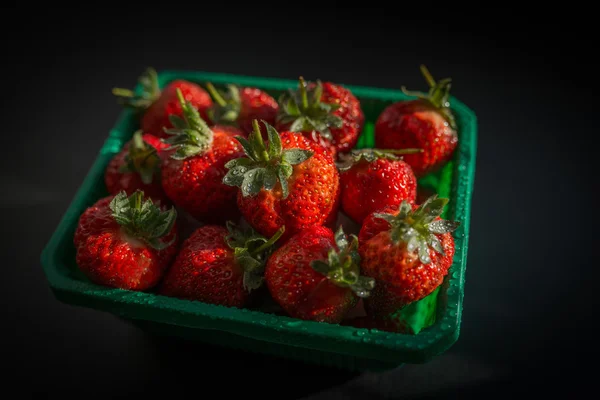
[310,226,375,298]
[401,65,457,130]
[205,83,242,125]
[109,190,177,250]
[118,130,161,184]
[337,147,424,171]
[223,120,313,199]
[373,195,460,264]
[276,76,344,140]
[112,67,161,111]
[225,221,285,292]
[161,88,214,160]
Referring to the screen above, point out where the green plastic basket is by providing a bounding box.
[40,70,477,371]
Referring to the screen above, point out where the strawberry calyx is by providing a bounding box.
[225,221,285,292]
[205,82,242,125]
[223,120,314,199]
[310,226,375,298]
[109,190,177,250]
[119,130,161,184]
[276,76,344,141]
[401,65,457,130]
[373,195,460,264]
[161,88,214,160]
[112,67,161,112]
[337,148,423,171]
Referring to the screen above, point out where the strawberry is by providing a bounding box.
[104,130,170,205]
[159,222,284,308]
[160,88,245,224]
[73,190,178,291]
[275,77,364,158]
[204,82,279,136]
[358,196,460,316]
[338,148,421,225]
[374,65,459,177]
[265,225,375,323]
[112,67,212,138]
[222,120,340,241]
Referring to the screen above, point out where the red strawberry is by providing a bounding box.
[265,225,375,323]
[73,190,178,291]
[275,77,364,158]
[222,120,340,241]
[112,67,213,138]
[205,82,279,136]
[338,148,421,225]
[160,88,245,224]
[104,130,170,205]
[374,65,459,177]
[358,196,460,316]
[159,222,284,308]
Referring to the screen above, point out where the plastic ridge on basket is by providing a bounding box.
[40,70,477,371]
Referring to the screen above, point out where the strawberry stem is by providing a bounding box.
[205,82,227,107]
[112,88,135,98]
[250,226,285,256]
[132,129,145,149]
[251,120,270,162]
[133,190,142,210]
[385,148,424,155]
[420,64,436,88]
[298,76,309,109]
[176,88,186,111]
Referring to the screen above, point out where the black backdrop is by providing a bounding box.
[3,6,595,399]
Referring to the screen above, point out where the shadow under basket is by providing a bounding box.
[40,70,478,372]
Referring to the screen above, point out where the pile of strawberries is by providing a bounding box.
[74,66,460,334]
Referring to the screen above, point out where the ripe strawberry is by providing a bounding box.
[275,77,364,157]
[160,88,245,224]
[104,130,170,205]
[159,222,284,308]
[358,196,460,316]
[265,225,375,323]
[374,65,459,177]
[338,148,421,224]
[223,120,340,241]
[205,82,279,136]
[112,67,212,138]
[73,190,178,291]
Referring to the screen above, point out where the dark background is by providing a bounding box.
[3,6,595,399]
